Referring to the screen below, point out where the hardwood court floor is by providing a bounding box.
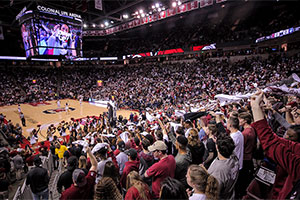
[0,99,133,142]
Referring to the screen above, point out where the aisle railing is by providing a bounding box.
[12,152,55,200]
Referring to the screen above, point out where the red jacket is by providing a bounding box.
[251,119,300,199]
[120,160,140,188]
[125,184,151,200]
[107,151,119,174]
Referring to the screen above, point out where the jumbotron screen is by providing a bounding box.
[18,5,83,59]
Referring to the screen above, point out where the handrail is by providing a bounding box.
[20,178,27,193]
[12,186,21,200]
[12,152,55,200]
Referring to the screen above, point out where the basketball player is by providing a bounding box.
[65,102,69,114]
[79,97,82,106]
[57,99,61,108]
[18,104,21,113]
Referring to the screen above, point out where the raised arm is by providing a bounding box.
[251,91,300,179]
[86,147,97,172]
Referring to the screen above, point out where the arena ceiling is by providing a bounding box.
[0,0,172,28]
[0,0,298,30]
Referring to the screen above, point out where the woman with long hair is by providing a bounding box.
[203,124,219,169]
[188,128,205,164]
[78,155,88,175]
[94,177,122,200]
[159,177,188,200]
[186,164,219,200]
[103,161,120,190]
[125,171,151,200]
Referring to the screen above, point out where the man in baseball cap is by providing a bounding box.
[148,140,168,152]
[116,140,128,175]
[120,148,140,188]
[143,141,176,199]
[60,147,98,200]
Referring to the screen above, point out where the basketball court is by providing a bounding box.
[0,99,133,142]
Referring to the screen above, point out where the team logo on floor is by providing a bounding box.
[43,107,75,114]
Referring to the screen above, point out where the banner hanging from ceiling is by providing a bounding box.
[95,0,103,10]
[83,1,201,36]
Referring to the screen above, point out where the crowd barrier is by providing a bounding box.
[12,152,55,200]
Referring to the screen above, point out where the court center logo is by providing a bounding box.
[43,107,75,114]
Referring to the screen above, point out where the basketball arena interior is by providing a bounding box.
[0,0,300,199]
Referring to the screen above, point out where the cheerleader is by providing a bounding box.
[58,122,67,143]
[47,124,55,142]
[30,127,40,147]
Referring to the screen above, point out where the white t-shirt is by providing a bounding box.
[30,135,37,145]
[230,131,244,170]
[189,193,206,200]
[185,128,192,138]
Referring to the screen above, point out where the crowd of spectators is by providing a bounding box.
[1,87,300,199]
[1,53,299,110]
[0,49,299,199]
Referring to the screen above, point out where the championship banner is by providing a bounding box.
[95,0,103,10]
[114,26,120,32]
[167,8,177,17]
[153,13,159,21]
[141,17,148,24]
[106,28,113,34]
[148,15,154,22]
[187,1,199,10]
[177,4,187,13]
[158,11,167,20]
[100,30,105,36]
[121,23,127,30]
[134,19,141,26]
[128,21,134,28]
[200,0,213,8]
[84,0,219,36]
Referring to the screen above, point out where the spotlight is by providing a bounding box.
[104,21,109,26]
[111,21,114,24]
[158,7,161,11]
[141,13,145,17]
[92,24,96,27]
[139,9,143,13]
[172,2,177,7]
[83,24,87,28]
[152,5,155,9]
[100,24,104,28]
[155,3,160,8]
[178,1,182,5]
[123,14,129,19]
